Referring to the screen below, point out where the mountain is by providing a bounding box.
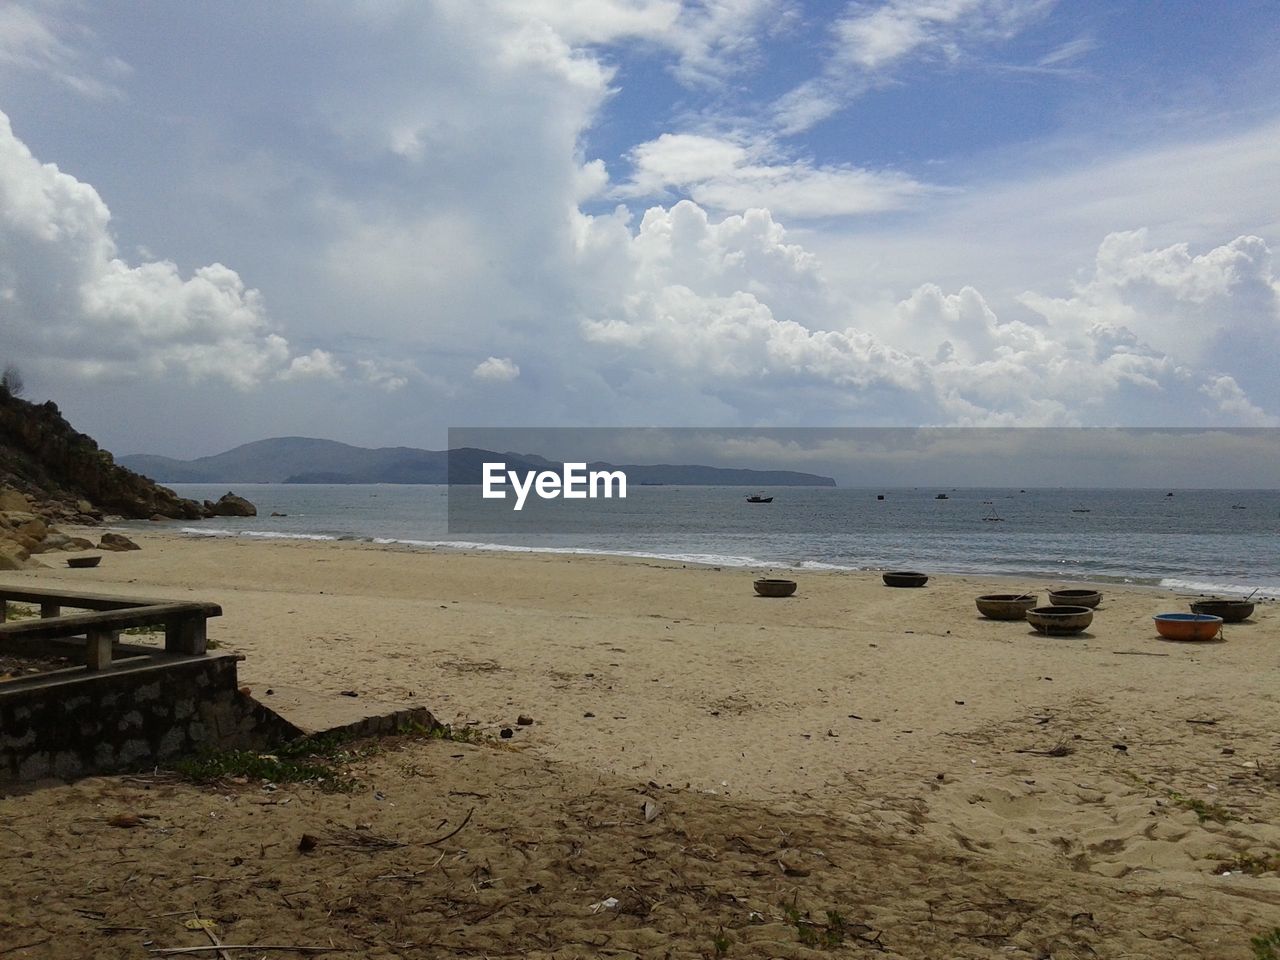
[119,440,541,485]
[121,437,408,484]
[119,438,837,486]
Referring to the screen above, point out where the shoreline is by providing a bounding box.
[108,521,1277,598]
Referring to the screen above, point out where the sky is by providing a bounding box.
[2,0,1279,459]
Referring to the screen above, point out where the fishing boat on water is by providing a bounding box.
[745,493,773,503]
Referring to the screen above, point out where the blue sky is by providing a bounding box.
[1,0,1279,457]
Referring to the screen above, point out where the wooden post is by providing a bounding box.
[0,601,6,623]
[40,601,60,618]
[86,628,117,670]
[165,616,208,656]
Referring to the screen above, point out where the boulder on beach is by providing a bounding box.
[30,532,94,554]
[99,532,141,552]
[15,517,47,542]
[209,492,257,517]
[0,539,39,570]
[0,504,85,565]
[0,488,31,513]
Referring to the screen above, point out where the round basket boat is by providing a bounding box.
[753,578,797,598]
[1154,613,1223,641]
[1026,605,1093,635]
[1047,588,1102,608]
[66,555,101,569]
[883,571,928,588]
[975,594,1037,620]
[1188,599,1254,623]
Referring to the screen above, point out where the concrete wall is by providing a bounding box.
[0,653,300,782]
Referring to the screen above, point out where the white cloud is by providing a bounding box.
[575,198,1276,425]
[665,0,788,85]
[317,4,615,176]
[473,356,521,382]
[498,0,681,44]
[797,118,1280,321]
[349,360,409,392]
[772,0,1054,132]
[620,133,933,217]
[281,3,619,361]
[497,0,785,86]
[625,202,829,317]
[0,109,309,388]
[0,2,128,99]
[1020,230,1280,365]
[1037,36,1095,67]
[771,81,848,137]
[834,0,1044,70]
[280,349,344,381]
[1201,376,1277,426]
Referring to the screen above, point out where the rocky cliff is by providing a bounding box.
[0,386,206,521]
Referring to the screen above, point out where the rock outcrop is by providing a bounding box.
[205,492,257,517]
[0,489,96,568]
[0,386,207,520]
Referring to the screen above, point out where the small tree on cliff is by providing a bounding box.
[0,364,23,398]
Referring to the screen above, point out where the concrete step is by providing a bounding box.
[249,684,436,740]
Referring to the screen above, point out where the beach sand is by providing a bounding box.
[1,532,1278,958]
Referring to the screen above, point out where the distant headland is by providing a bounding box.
[119,437,838,487]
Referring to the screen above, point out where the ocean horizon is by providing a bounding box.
[144,482,1280,598]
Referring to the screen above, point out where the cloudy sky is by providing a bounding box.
[2,0,1279,458]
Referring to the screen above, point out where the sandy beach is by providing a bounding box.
[2,532,1278,958]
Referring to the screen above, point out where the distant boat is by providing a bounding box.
[935,493,949,500]
[1231,504,1246,510]
[982,505,1004,522]
[1071,508,1091,513]
[745,493,773,503]
[876,494,885,500]
[1166,492,1174,497]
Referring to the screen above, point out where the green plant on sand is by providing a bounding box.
[1167,790,1233,825]
[711,927,730,956]
[782,902,849,949]
[173,728,380,788]
[173,719,481,789]
[1122,771,1233,824]
[1252,928,1280,960]
[1215,851,1280,876]
[174,749,341,787]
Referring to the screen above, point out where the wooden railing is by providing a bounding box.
[0,587,221,671]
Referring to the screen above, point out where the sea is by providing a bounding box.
[145,484,1280,598]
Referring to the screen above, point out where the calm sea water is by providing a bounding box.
[148,484,1280,596]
